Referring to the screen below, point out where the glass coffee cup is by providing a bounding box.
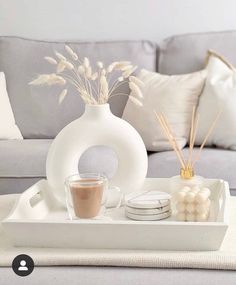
[65,173,123,220]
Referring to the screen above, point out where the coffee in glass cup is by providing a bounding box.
[65,173,122,219]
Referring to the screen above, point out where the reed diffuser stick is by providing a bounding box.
[192,110,222,166]
[154,107,221,179]
[154,112,186,169]
[161,114,186,167]
[188,106,196,167]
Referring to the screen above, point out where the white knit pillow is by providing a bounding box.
[0,72,23,139]
[122,69,206,151]
[195,52,236,150]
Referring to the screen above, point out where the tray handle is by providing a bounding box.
[215,180,230,223]
[6,180,49,220]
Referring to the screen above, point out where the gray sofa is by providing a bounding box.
[0,31,236,196]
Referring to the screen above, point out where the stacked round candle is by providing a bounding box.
[172,186,211,222]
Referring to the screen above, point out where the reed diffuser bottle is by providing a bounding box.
[155,107,221,221]
[155,106,221,192]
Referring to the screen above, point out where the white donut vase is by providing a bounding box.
[46,104,148,206]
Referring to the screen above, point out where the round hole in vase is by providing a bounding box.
[46,104,148,206]
[78,145,119,179]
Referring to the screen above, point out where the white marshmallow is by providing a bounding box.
[196,199,210,214]
[175,191,186,202]
[186,213,195,222]
[186,203,195,213]
[176,202,186,212]
[185,192,195,203]
[196,213,208,222]
[176,213,186,221]
[195,192,208,203]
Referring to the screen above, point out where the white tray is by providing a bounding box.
[2,178,230,251]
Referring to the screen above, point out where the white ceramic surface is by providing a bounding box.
[46,104,148,206]
[2,178,230,251]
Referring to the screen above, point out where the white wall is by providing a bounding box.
[1,0,236,43]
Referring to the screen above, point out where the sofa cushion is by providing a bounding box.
[0,72,23,139]
[159,30,236,74]
[148,147,236,190]
[0,141,118,179]
[195,52,236,150]
[122,69,206,151]
[0,37,157,138]
[0,139,51,177]
[0,178,42,195]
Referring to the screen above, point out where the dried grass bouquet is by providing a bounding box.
[29,45,144,106]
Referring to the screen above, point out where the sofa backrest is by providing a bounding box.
[159,30,236,74]
[0,37,157,138]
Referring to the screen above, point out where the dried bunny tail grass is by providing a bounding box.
[29,75,50,85]
[100,75,109,102]
[65,45,78,61]
[78,65,85,75]
[63,60,74,70]
[80,89,97,105]
[58,89,67,104]
[120,64,133,71]
[48,74,66,85]
[97,61,103,69]
[101,69,106,76]
[129,82,143,98]
[32,50,143,106]
[57,60,74,73]
[55,51,66,61]
[115,61,131,69]
[79,89,91,104]
[91,72,98,80]
[107,62,118,73]
[129,76,144,88]
[85,66,92,78]
[29,74,66,86]
[57,61,66,73]
[83,57,90,68]
[129,95,143,107]
[44,56,57,65]
[123,66,138,78]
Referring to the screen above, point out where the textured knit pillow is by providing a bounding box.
[0,72,23,139]
[122,69,206,151]
[195,51,236,150]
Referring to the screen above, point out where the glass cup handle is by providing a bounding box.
[106,186,124,209]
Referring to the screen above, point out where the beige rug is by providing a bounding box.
[0,194,236,270]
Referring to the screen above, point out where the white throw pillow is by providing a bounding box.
[0,72,23,139]
[195,53,236,150]
[122,69,206,151]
